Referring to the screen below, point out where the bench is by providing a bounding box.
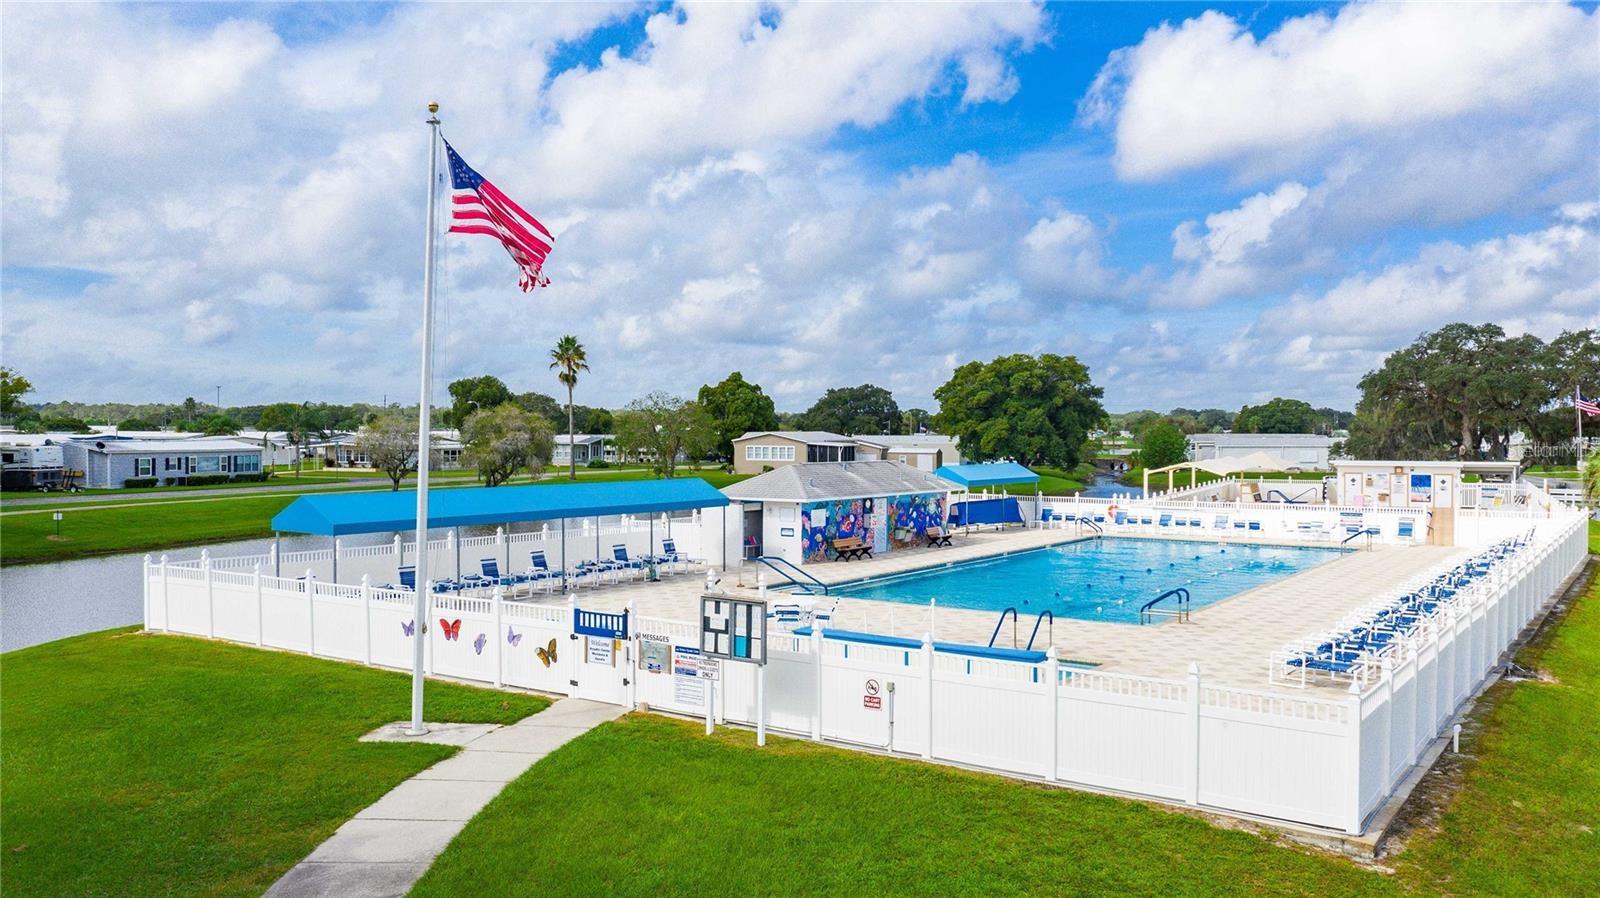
[924,526,952,548]
[830,536,872,561]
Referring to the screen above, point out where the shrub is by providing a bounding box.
[122,477,158,488]
[185,474,230,486]
[585,458,611,469]
[229,473,269,483]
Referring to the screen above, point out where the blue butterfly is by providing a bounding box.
[473,633,487,656]
[507,627,523,647]
[401,619,415,637]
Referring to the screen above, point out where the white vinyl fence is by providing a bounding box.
[143,512,1588,835]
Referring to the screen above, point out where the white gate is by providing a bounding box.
[571,607,630,704]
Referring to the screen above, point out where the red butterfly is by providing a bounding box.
[439,618,463,641]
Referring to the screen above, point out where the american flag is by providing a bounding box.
[444,140,554,291]
[1577,390,1600,417]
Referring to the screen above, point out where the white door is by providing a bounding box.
[1435,475,1453,508]
[573,633,628,705]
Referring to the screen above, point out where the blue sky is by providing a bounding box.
[2,1,1595,414]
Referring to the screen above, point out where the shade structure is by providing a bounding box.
[270,478,729,536]
[933,462,1040,488]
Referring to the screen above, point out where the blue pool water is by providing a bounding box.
[832,538,1345,624]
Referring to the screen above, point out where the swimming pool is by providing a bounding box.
[831,538,1346,624]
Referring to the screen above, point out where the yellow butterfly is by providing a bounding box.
[536,638,558,668]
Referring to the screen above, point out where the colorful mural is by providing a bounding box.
[801,493,946,561]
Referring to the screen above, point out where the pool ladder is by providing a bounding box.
[988,607,1055,649]
[1138,588,1192,625]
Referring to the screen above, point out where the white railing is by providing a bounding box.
[140,507,1587,836]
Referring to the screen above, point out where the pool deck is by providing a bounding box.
[508,526,1469,694]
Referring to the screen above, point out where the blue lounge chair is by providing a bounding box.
[612,544,648,577]
[1039,507,1056,529]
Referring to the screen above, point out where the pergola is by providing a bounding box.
[1142,451,1303,495]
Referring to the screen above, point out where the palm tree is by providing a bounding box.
[549,335,589,480]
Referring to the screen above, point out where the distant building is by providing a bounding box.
[1187,433,1335,470]
[731,431,888,476]
[855,434,960,472]
[60,436,264,488]
[551,434,617,466]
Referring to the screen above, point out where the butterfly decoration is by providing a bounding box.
[536,638,558,668]
[507,627,523,647]
[473,633,487,655]
[439,618,463,641]
[401,619,415,637]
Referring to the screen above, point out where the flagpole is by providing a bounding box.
[408,102,442,736]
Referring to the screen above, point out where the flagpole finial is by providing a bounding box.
[427,101,439,114]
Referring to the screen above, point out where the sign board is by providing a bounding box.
[863,678,881,709]
[1410,473,1433,504]
[700,594,767,665]
[672,645,717,706]
[586,636,615,667]
[640,635,669,674]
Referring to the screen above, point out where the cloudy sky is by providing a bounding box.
[2,1,1596,413]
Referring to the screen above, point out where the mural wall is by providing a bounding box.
[801,493,946,562]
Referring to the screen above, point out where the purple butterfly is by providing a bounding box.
[473,633,487,655]
[507,627,523,647]
[401,619,415,637]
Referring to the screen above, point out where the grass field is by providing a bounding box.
[404,565,1594,897]
[0,471,355,498]
[0,629,547,897]
[1031,463,1096,495]
[0,468,750,565]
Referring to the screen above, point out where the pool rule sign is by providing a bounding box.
[699,594,769,745]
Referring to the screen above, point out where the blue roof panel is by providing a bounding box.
[933,462,1040,487]
[271,478,729,536]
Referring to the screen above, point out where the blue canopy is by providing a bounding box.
[933,462,1040,488]
[271,478,729,536]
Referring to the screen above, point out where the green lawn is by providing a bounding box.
[0,472,353,498]
[1032,462,1096,495]
[0,629,547,897]
[413,572,1600,897]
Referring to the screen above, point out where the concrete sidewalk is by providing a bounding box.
[266,698,624,898]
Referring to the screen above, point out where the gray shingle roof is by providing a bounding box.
[721,460,958,503]
[735,430,854,445]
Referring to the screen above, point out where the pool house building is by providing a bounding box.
[720,460,958,564]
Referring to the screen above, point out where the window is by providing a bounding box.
[233,455,261,473]
[192,455,222,474]
[807,445,848,462]
[745,444,795,462]
[135,457,153,477]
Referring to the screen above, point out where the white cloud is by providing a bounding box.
[1083,2,1598,181]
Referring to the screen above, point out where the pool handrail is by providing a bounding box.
[755,555,829,595]
[1026,609,1054,650]
[989,607,1019,648]
[1138,587,1192,625]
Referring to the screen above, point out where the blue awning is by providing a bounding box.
[271,478,729,536]
[933,462,1040,488]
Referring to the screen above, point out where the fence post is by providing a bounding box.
[160,554,170,632]
[1345,682,1364,835]
[493,586,505,688]
[142,555,153,630]
[332,537,341,584]
[1043,647,1059,782]
[202,550,215,639]
[566,593,578,696]
[362,575,373,665]
[305,568,317,657]
[394,532,404,568]
[450,528,460,581]
[626,599,638,710]
[254,563,264,647]
[1186,662,1202,805]
[1378,658,1394,793]
[922,633,934,760]
[271,541,279,578]
[811,627,824,742]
